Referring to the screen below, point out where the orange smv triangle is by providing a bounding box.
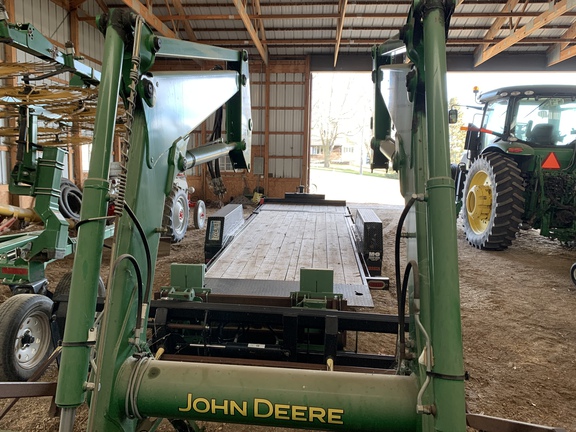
[542,152,561,170]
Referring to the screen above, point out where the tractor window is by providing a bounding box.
[514,97,576,146]
[480,99,508,148]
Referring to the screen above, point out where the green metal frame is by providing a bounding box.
[0,20,100,85]
[54,3,469,432]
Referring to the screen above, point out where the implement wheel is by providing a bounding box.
[0,294,53,381]
[462,152,525,250]
[192,200,207,230]
[163,187,190,243]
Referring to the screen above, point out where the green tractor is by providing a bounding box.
[453,85,576,250]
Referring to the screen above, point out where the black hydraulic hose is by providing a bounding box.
[394,195,417,361]
[110,253,143,341]
[125,204,152,303]
[207,160,216,179]
[398,260,419,370]
[215,157,221,177]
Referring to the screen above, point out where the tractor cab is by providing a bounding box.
[477,86,576,150]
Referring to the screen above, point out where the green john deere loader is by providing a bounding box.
[452,85,576,250]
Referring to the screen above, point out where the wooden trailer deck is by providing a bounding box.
[205,202,374,307]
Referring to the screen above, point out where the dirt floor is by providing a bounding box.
[0,201,575,432]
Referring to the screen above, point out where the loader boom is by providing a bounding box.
[55,3,466,432]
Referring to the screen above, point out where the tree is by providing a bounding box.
[311,73,373,168]
[448,97,467,164]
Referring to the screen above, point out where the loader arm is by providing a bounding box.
[55,9,252,430]
[55,3,467,432]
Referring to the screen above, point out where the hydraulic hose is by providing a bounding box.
[394,195,417,363]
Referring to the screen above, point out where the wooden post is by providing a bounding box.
[4,0,18,207]
[302,56,311,191]
[70,6,84,186]
[264,61,271,195]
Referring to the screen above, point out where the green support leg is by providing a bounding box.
[55,12,124,416]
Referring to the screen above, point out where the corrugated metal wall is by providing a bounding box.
[75,0,104,70]
[247,59,310,198]
[268,70,305,179]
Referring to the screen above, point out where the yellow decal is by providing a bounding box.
[178,394,344,425]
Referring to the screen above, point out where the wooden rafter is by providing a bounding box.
[474,0,576,66]
[334,0,348,67]
[170,0,197,41]
[473,0,519,61]
[548,19,576,65]
[94,0,109,13]
[163,0,178,37]
[70,0,88,8]
[120,0,176,38]
[49,0,71,10]
[253,0,268,50]
[232,0,268,64]
[158,11,573,22]
[184,36,576,46]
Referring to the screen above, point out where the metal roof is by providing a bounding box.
[72,1,576,70]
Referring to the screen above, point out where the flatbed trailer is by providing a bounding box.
[205,196,378,307]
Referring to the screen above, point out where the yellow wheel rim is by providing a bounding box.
[465,170,493,234]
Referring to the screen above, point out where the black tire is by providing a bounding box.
[163,187,190,243]
[451,163,466,204]
[571,263,576,287]
[462,152,525,250]
[193,200,207,230]
[0,294,53,381]
[59,180,83,222]
[54,272,106,298]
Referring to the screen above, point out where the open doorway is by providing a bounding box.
[309,72,401,204]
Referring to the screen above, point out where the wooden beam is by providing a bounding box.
[264,62,270,196]
[483,0,519,42]
[4,0,19,207]
[120,0,176,38]
[474,0,576,66]
[49,0,70,11]
[302,56,311,192]
[70,0,88,8]
[253,0,268,50]
[232,0,268,64]
[75,21,576,33]
[69,7,84,186]
[548,42,576,65]
[170,0,197,41]
[158,11,576,21]
[547,19,576,65]
[334,0,348,67]
[473,0,519,62]
[94,0,109,13]
[192,37,573,47]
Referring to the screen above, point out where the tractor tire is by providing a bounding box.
[163,187,190,243]
[0,294,53,381]
[54,272,106,298]
[571,263,576,288]
[193,200,207,230]
[462,152,525,250]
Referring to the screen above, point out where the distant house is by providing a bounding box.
[310,137,359,165]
